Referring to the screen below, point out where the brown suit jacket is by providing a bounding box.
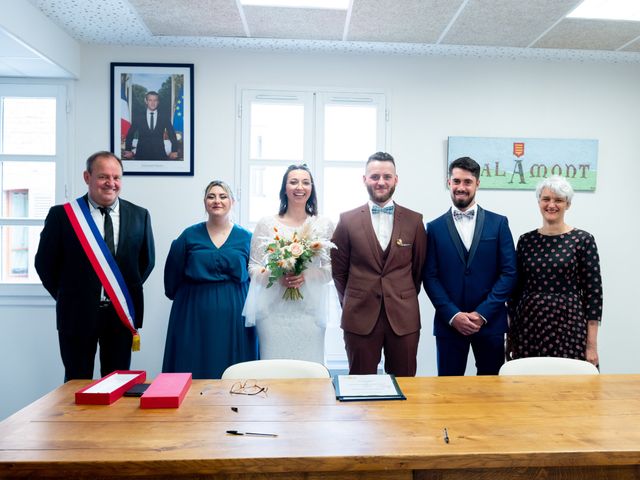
[331,202,427,336]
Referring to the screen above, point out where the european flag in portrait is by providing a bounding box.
[173,86,184,134]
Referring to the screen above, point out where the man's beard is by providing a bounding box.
[367,184,395,204]
[451,191,475,210]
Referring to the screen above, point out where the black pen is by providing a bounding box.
[226,429,278,437]
[443,427,449,444]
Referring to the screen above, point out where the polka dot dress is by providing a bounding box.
[507,229,602,360]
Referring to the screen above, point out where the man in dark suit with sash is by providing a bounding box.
[35,151,155,381]
[332,152,427,376]
[423,156,516,376]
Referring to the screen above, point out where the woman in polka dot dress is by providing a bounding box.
[507,176,602,366]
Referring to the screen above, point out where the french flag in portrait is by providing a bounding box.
[120,80,131,139]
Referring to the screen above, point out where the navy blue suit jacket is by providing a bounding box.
[423,207,516,338]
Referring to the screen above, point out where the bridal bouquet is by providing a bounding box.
[263,223,335,301]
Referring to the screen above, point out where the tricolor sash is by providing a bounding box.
[63,197,140,351]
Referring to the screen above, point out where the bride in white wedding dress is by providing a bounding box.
[243,165,335,363]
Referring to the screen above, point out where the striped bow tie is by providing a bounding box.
[372,204,394,215]
[453,209,475,221]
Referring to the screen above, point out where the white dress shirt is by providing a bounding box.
[368,200,394,250]
[88,197,120,253]
[449,203,486,325]
[451,203,478,251]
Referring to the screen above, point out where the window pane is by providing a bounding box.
[248,165,288,224]
[324,104,377,162]
[250,103,304,161]
[1,162,55,219]
[1,97,56,155]
[323,166,366,224]
[0,225,43,283]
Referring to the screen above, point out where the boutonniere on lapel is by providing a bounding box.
[396,238,412,247]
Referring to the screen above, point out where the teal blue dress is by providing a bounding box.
[162,223,258,378]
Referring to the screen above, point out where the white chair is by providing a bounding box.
[221,359,331,379]
[499,357,599,376]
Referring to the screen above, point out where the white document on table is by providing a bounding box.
[334,374,405,401]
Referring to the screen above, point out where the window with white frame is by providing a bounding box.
[237,88,387,226]
[0,83,67,291]
[237,87,387,369]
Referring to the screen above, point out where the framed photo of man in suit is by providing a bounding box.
[110,62,194,176]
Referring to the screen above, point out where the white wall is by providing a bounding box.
[2,44,639,419]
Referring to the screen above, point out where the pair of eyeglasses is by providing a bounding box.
[229,379,268,396]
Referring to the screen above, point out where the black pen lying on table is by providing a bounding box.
[226,429,278,437]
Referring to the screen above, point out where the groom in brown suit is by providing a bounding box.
[331,152,427,376]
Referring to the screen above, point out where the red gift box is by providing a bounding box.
[75,370,146,405]
[140,373,192,409]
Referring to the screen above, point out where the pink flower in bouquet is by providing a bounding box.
[287,242,304,258]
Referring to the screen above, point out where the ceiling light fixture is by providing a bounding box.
[240,0,349,9]
[567,0,640,21]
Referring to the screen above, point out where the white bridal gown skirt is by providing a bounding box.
[255,308,326,363]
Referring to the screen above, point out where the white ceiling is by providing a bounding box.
[5,0,640,78]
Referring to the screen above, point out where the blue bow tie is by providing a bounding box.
[453,209,475,221]
[372,204,394,215]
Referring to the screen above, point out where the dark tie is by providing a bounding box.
[453,209,475,221]
[371,204,395,215]
[99,207,115,257]
[149,112,155,130]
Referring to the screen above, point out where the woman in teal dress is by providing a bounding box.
[162,180,257,378]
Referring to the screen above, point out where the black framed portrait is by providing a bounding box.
[110,62,194,175]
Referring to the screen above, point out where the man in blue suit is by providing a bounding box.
[423,157,516,376]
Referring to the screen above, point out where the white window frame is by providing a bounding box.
[0,81,69,305]
[235,86,387,371]
[235,86,388,227]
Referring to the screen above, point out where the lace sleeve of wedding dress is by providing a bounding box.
[243,217,275,326]
[299,215,340,328]
[247,217,272,286]
[301,216,335,284]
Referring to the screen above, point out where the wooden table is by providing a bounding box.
[1,375,640,479]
